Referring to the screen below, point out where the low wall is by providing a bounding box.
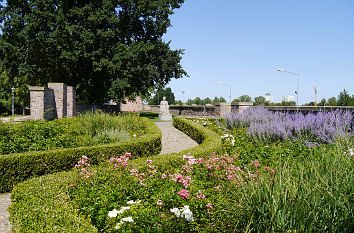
[142,104,354,117]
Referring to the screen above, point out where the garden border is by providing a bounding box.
[0,117,162,193]
[9,117,222,232]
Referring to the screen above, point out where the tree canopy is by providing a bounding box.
[148,87,175,105]
[0,0,187,103]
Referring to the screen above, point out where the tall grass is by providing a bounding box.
[228,143,354,232]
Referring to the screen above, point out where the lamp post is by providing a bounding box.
[277,68,299,106]
[11,86,15,116]
[217,81,232,102]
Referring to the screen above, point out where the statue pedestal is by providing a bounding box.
[158,113,172,121]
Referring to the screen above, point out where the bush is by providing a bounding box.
[0,116,161,193]
[9,117,222,232]
[0,113,147,155]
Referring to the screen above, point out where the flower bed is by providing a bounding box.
[0,114,162,193]
[9,117,222,232]
[224,107,353,143]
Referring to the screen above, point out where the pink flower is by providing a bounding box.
[156,199,163,207]
[68,184,74,187]
[177,189,190,199]
[264,166,270,171]
[198,158,205,164]
[146,159,153,165]
[161,174,167,179]
[251,160,261,168]
[271,169,275,175]
[206,203,213,209]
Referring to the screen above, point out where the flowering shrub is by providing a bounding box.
[68,152,277,232]
[224,107,353,143]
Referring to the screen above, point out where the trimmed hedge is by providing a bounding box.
[0,117,161,193]
[9,117,222,232]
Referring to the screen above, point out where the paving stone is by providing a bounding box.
[155,121,198,154]
[0,193,11,233]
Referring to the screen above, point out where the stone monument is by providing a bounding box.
[158,96,172,121]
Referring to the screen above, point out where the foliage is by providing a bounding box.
[9,117,223,231]
[148,87,175,105]
[224,107,353,143]
[328,96,337,106]
[0,114,162,193]
[0,0,187,103]
[233,95,252,103]
[0,113,147,155]
[337,89,354,106]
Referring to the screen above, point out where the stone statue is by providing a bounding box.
[158,96,172,121]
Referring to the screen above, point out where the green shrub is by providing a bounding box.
[0,117,161,193]
[9,117,222,232]
[0,113,147,155]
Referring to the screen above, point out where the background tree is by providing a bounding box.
[203,97,212,105]
[327,97,337,106]
[318,98,327,106]
[238,95,252,102]
[0,0,187,104]
[253,96,266,106]
[148,88,175,105]
[212,97,220,105]
[337,89,354,106]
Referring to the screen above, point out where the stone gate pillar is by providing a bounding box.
[48,83,67,119]
[67,86,76,117]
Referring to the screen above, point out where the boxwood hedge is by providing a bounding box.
[0,117,161,193]
[9,117,222,232]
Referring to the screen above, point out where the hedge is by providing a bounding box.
[0,117,161,193]
[9,117,222,232]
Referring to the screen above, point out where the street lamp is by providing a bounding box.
[277,68,300,105]
[217,81,232,102]
[11,87,15,116]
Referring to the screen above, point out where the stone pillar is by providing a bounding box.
[66,86,76,117]
[29,86,45,120]
[48,83,67,118]
[231,102,253,113]
[29,86,56,120]
[219,102,232,116]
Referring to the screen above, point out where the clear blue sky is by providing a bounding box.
[163,0,354,104]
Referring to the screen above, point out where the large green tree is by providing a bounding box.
[148,87,175,105]
[0,0,187,103]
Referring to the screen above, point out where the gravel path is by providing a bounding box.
[0,193,11,233]
[0,121,198,232]
[155,121,198,154]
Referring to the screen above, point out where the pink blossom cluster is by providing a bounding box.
[169,173,194,188]
[146,159,158,177]
[251,160,261,168]
[75,156,90,169]
[74,156,95,178]
[195,190,206,199]
[177,189,190,199]
[109,152,132,168]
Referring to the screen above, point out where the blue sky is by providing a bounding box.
[163,0,354,104]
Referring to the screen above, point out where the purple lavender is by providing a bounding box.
[224,107,353,143]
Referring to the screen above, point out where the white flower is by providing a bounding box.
[133,134,136,137]
[349,149,353,156]
[108,209,119,218]
[181,206,194,222]
[127,200,141,205]
[115,223,122,229]
[170,207,181,217]
[121,216,134,223]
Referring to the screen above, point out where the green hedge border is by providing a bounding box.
[9,117,222,232]
[0,117,162,193]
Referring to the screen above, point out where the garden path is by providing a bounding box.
[155,121,198,154]
[0,193,11,233]
[0,121,198,233]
